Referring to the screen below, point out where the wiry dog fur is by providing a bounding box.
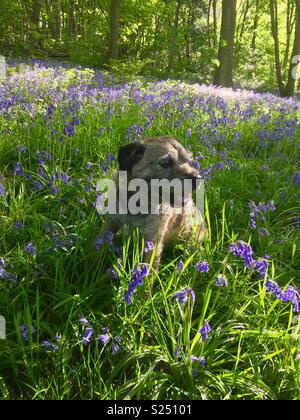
[100,136,207,269]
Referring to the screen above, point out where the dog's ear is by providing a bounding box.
[118,143,146,171]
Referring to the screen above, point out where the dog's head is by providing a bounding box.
[118,136,199,186]
[118,136,200,206]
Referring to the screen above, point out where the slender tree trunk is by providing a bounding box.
[30,0,41,45]
[213,0,218,48]
[270,0,285,94]
[109,0,121,60]
[53,0,61,40]
[214,0,237,87]
[168,0,181,74]
[251,0,260,51]
[285,0,300,96]
[283,0,296,71]
[68,0,76,41]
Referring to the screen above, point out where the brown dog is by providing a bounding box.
[100,136,206,270]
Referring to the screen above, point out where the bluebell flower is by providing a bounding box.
[14,221,23,233]
[195,261,209,273]
[253,257,269,279]
[215,274,228,287]
[79,316,90,325]
[42,341,59,351]
[265,278,281,297]
[294,172,300,185]
[177,260,184,272]
[230,241,254,269]
[63,124,75,137]
[172,287,195,305]
[98,334,110,345]
[18,144,27,154]
[107,154,115,163]
[278,286,299,313]
[24,243,37,256]
[20,324,36,341]
[0,183,5,197]
[124,264,149,305]
[12,162,23,177]
[112,343,120,354]
[144,240,154,253]
[199,321,211,341]
[82,327,93,345]
[258,228,270,237]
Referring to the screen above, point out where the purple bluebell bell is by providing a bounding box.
[195,261,209,273]
[230,241,254,269]
[278,286,299,313]
[24,243,37,256]
[79,316,90,325]
[18,144,27,154]
[199,321,211,341]
[172,287,195,305]
[82,327,93,345]
[294,172,300,185]
[177,260,184,272]
[215,274,228,287]
[0,183,5,197]
[144,240,154,253]
[112,343,120,354]
[12,162,23,177]
[253,256,269,279]
[265,278,281,297]
[42,341,59,351]
[124,264,149,305]
[98,334,110,345]
[20,324,36,341]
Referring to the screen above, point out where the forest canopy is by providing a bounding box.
[0,0,300,96]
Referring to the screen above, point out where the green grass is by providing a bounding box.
[0,61,299,400]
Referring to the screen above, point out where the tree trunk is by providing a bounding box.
[168,0,181,74]
[214,0,237,87]
[53,0,61,40]
[213,0,218,48]
[283,0,296,71]
[68,0,76,41]
[251,0,260,51]
[284,0,300,96]
[109,0,121,60]
[270,0,285,94]
[29,0,41,45]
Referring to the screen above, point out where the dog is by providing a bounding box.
[99,136,207,270]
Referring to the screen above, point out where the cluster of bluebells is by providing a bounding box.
[248,200,276,235]
[99,153,115,174]
[265,279,299,313]
[79,318,122,354]
[199,321,212,341]
[20,324,36,341]
[175,346,206,377]
[42,334,61,351]
[0,257,16,282]
[24,242,37,256]
[124,264,149,305]
[172,287,195,305]
[230,241,269,279]
[95,231,114,250]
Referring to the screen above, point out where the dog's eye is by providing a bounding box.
[159,157,174,168]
